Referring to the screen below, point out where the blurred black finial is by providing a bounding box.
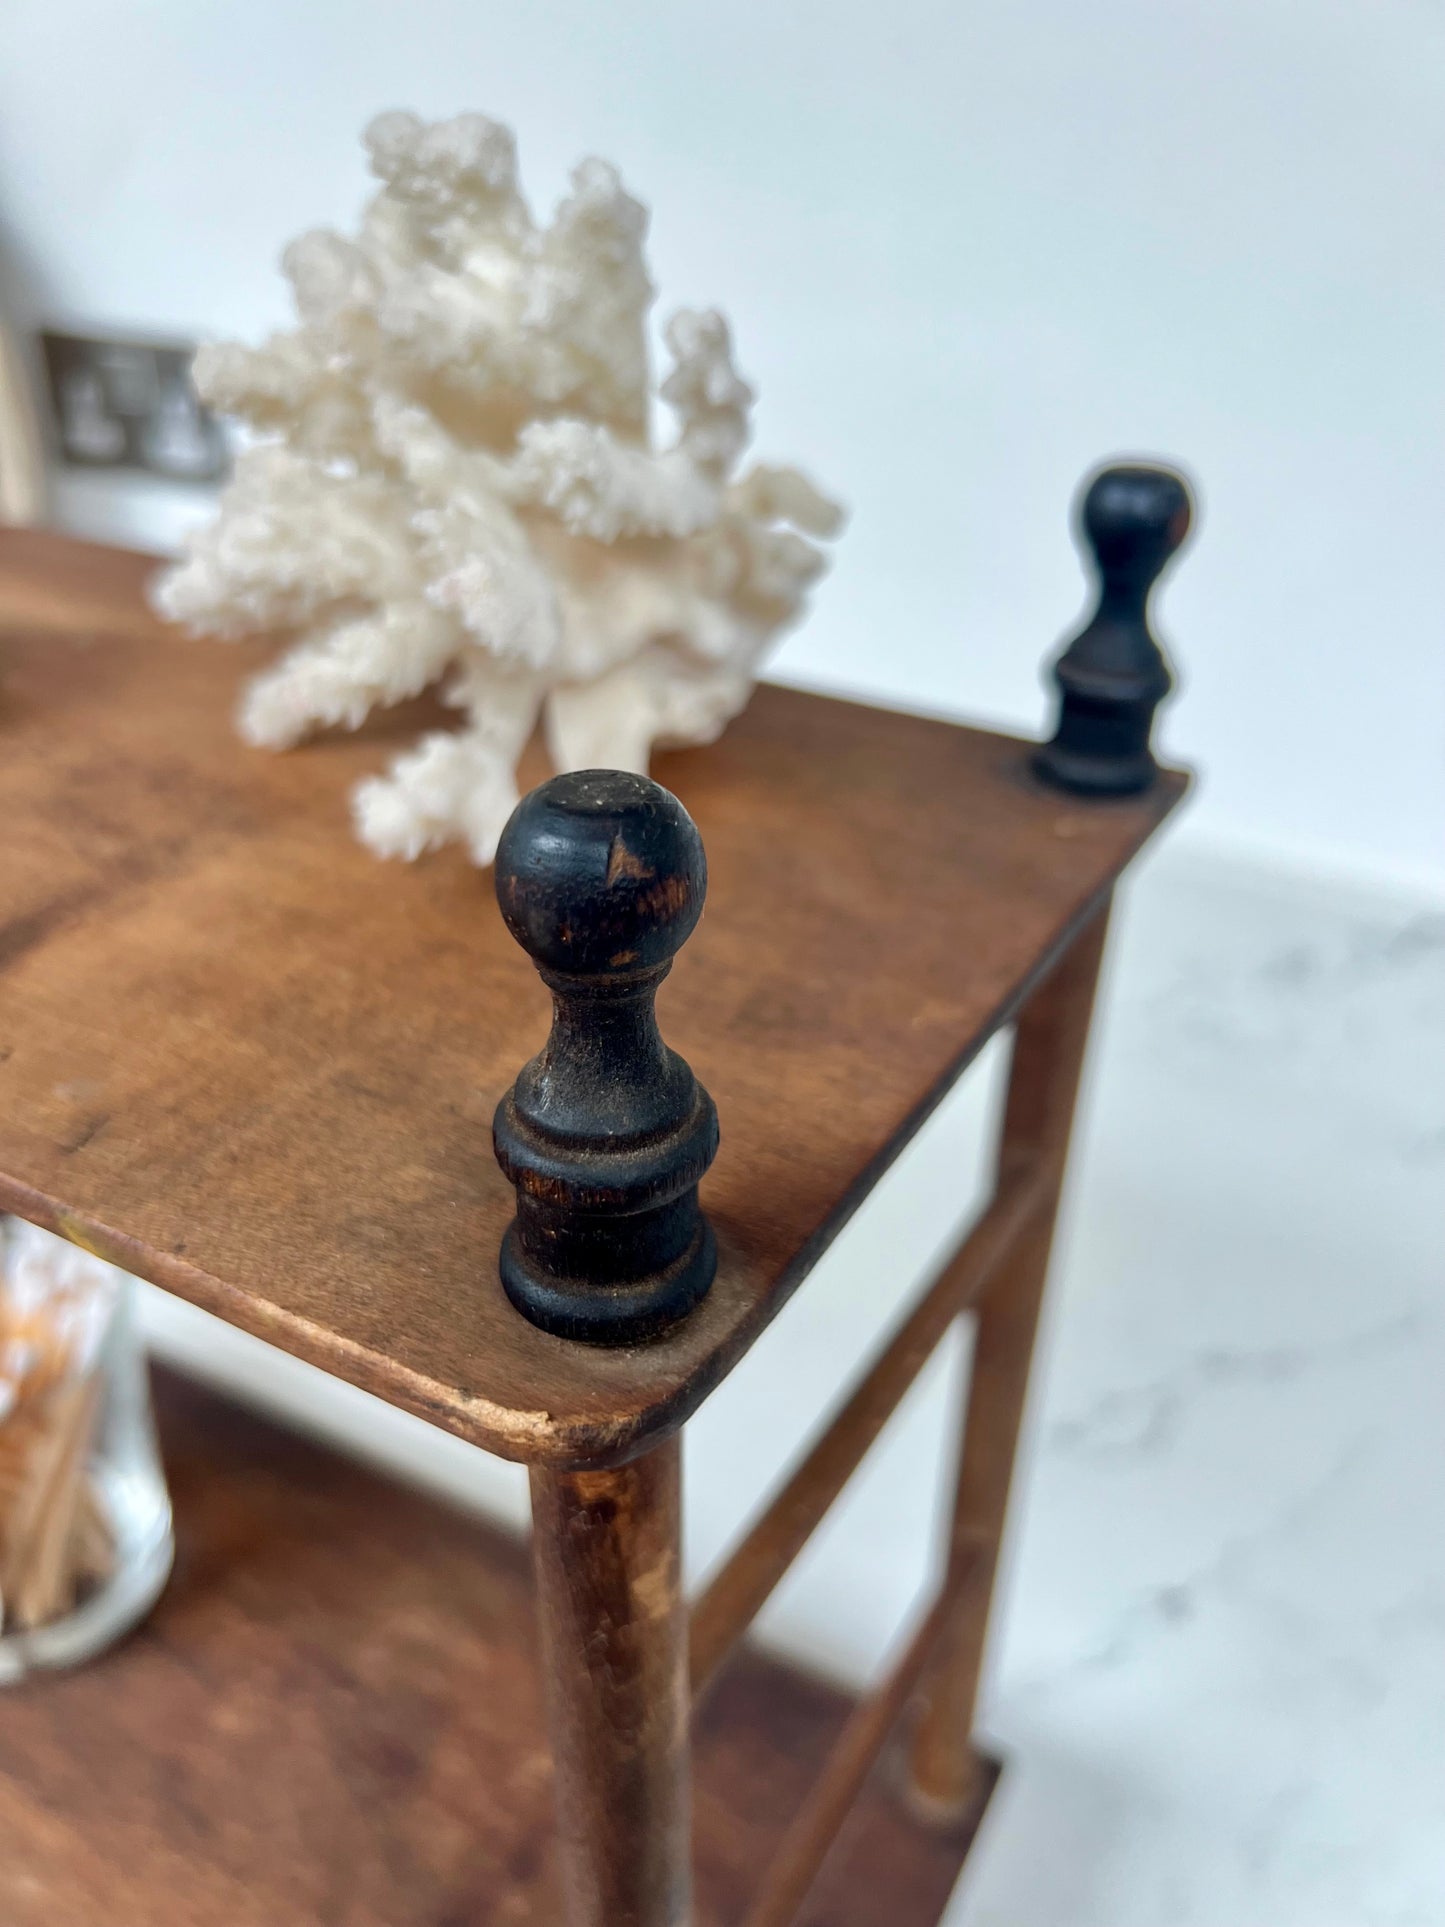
[492,769,719,1345]
[1033,462,1195,796]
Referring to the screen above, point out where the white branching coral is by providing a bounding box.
[153,110,845,865]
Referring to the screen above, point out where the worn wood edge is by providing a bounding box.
[0,1178,568,1460]
[0,768,1187,1472]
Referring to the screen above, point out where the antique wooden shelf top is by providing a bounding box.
[0,529,1185,1466]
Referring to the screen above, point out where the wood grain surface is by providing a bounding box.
[0,1369,988,1927]
[0,528,1186,1466]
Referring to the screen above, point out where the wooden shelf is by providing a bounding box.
[0,530,1186,1467]
[0,1369,994,1926]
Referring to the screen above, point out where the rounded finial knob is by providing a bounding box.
[492,770,719,1345]
[495,769,706,980]
[1080,465,1192,585]
[1034,459,1196,797]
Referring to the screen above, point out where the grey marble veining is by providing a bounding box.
[951,849,1445,1927]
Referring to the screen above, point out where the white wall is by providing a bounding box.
[1,0,1441,888]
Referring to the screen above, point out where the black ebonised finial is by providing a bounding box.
[492,769,719,1345]
[1033,462,1195,796]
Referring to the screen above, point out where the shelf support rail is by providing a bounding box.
[688,1156,1049,1701]
[692,900,1113,1925]
[737,1567,973,1927]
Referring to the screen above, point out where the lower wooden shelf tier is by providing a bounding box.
[0,1369,996,1925]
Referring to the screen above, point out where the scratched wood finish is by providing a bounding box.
[0,1369,983,1927]
[0,528,1186,1468]
[531,1441,690,1927]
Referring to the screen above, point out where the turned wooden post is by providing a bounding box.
[908,904,1111,1816]
[531,1441,690,1927]
[494,768,715,1925]
[493,768,720,1345]
[1034,462,1194,796]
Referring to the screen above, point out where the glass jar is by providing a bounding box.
[0,1218,173,1681]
